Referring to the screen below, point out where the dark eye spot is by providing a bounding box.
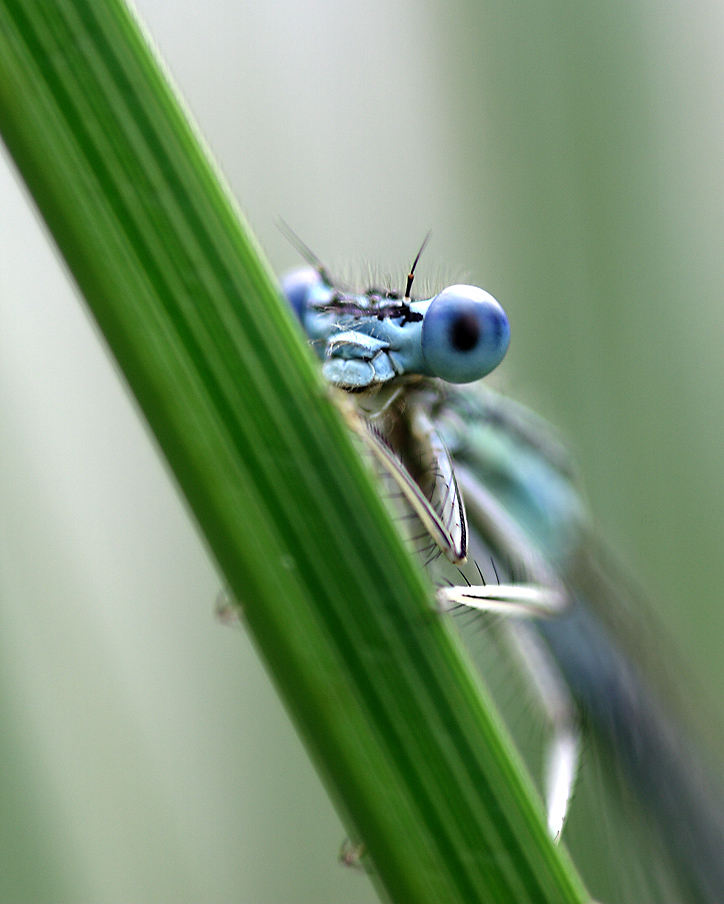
[450,312,480,352]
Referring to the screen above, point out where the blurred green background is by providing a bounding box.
[1,0,723,901]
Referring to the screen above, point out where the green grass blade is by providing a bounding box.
[0,1,588,901]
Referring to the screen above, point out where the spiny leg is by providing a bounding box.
[437,582,567,619]
[504,620,582,840]
[435,461,569,619]
[340,396,583,839]
[448,464,582,838]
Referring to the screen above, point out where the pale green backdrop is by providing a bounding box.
[1,1,723,901]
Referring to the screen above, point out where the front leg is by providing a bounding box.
[437,582,567,618]
[503,620,582,840]
[444,462,581,840]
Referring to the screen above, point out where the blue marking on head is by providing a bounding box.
[281,266,321,321]
[281,266,510,387]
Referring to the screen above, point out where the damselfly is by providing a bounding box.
[282,233,724,904]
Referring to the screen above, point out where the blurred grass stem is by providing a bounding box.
[0,0,588,901]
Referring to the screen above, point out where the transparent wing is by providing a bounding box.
[434,382,724,904]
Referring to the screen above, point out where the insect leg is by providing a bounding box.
[436,461,570,620]
[449,461,582,836]
[504,620,582,839]
[341,401,469,563]
[437,582,566,618]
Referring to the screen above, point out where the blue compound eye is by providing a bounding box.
[281,267,322,320]
[421,285,510,383]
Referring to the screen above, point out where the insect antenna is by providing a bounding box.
[278,219,336,287]
[404,230,432,299]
